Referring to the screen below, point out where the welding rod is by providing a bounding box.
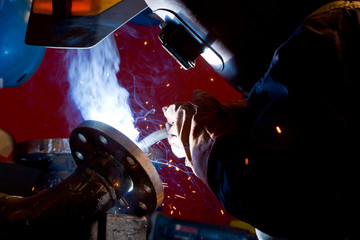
[138,128,169,153]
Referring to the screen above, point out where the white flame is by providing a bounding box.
[67,35,139,143]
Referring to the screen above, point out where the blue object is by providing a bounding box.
[0,0,45,88]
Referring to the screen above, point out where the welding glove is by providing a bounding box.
[163,90,247,185]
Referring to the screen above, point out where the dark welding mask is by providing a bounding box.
[144,0,278,94]
[144,0,308,94]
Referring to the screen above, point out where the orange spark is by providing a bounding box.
[175,194,186,199]
[276,126,282,134]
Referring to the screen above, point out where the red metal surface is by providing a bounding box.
[0,22,243,226]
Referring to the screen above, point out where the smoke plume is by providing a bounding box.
[66,35,139,143]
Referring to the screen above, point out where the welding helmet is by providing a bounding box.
[144,0,305,94]
[0,0,45,88]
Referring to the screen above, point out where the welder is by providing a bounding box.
[159,0,360,239]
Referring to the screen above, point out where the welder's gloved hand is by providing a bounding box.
[162,90,247,185]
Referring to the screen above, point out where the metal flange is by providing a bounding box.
[69,120,164,216]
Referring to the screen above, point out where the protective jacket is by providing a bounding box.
[163,1,360,238]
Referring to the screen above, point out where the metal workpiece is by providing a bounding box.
[0,163,119,223]
[0,121,164,239]
[0,160,122,240]
[70,120,164,216]
[13,138,72,167]
[0,136,130,222]
[12,138,77,192]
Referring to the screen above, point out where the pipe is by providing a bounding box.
[138,128,169,153]
[0,154,131,238]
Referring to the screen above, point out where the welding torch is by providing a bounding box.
[137,128,169,153]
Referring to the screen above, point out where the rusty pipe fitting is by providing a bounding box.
[0,146,131,239]
[0,120,164,239]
